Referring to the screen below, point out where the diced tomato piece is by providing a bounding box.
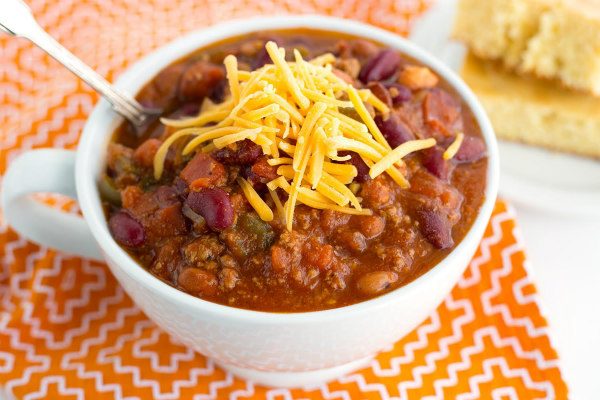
[121,185,143,209]
[423,88,462,137]
[133,138,162,168]
[179,61,225,101]
[251,157,278,181]
[302,240,334,270]
[145,203,188,238]
[180,152,227,188]
[360,177,392,208]
[271,245,291,274]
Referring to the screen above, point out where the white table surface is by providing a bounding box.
[510,202,600,399]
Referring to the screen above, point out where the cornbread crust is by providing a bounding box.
[461,53,600,158]
[454,0,600,95]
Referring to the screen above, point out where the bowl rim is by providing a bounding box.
[76,15,499,324]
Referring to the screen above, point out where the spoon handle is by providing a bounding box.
[0,0,151,126]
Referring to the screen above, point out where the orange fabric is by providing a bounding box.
[0,0,568,398]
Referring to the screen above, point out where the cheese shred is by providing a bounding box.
[237,177,274,222]
[443,132,464,160]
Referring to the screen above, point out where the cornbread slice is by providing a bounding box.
[454,0,600,95]
[461,52,600,158]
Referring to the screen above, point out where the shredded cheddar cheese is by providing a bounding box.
[443,132,464,160]
[154,41,435,229]
[237,177,274,222]
[369,138,437,179]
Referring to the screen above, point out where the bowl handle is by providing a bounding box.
[1,149,103,261]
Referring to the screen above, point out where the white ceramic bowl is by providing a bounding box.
[2,15,499,388]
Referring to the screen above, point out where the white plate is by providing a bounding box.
[409,0,600,218]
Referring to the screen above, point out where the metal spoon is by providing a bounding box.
[0,0,157,127]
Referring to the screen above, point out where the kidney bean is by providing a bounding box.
[415,209,454,249]
[186,188,234,231]
[250,38,279,70]
[155,185,179,207]
[374,114,415,148]
[454,135,487,163]
[339,151,371,183]
[421,146,451,181]
[208,79,227,103]
[367,82,392,108]
[359,49,401,83]
[109,211,145,247]
[212,139,262,165]
[384,82,412,106]
[173,177,189,196]
[356,271,398,296]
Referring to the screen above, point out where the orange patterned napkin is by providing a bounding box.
[0,0,568,398]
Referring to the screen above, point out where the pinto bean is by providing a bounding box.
[357,215,385,239]
[351,39,379,59]
[321,209,351,234]
[338,231,367,254]
[356,271,398,295]
[178,267,218,296]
